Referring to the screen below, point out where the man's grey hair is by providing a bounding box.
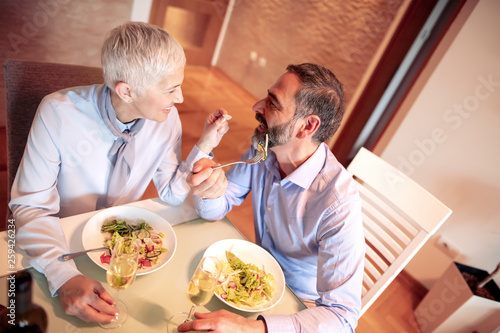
[101,21,186,95]
[286,63,345,143]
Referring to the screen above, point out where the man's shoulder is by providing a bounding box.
[317,147,359,202]
[319,146,352,183]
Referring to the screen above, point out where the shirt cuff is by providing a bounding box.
[186,145,214,171]
[194,195,226,220]
[42,258,81,296]
[259,314,296,333]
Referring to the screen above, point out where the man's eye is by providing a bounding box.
[267,98,277,109]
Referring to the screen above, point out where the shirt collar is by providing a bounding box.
[116,118,137,132]
[285,143,327,189]
[103,87,137,132]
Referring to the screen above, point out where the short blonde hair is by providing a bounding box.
[101,21,186,95]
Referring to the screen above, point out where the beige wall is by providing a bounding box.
[0,0,404,129]
[376,0,500,288]
[0,0,133,127]
[214,0,404,115]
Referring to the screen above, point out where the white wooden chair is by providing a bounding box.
[347,147,452,316]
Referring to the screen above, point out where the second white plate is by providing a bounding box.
[203,239,285,312]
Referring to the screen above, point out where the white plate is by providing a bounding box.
[203,239,285,312]
[82,206,177,276]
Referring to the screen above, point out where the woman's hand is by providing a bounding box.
[58,275,118,323]
[196,108,231,155]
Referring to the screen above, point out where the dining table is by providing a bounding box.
[0,196,306,332]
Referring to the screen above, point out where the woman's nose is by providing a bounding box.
[175,87,184,104]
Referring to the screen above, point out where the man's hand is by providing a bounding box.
[58,275,118,323]
[187,158,228,199]
[196,108,231,155]
[177,310,267,333]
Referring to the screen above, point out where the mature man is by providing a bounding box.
[9,22,229,323]
[183,63,365,332]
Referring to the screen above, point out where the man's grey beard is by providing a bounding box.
[251,117,297,149]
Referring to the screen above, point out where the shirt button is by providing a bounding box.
[267,207,271,211]
[266,228,269,233]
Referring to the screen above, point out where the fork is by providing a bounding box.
[58,246,108,261]
[212,150,265,170]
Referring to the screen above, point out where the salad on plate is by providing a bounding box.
[215,251,276,307]
[99,219,168,269]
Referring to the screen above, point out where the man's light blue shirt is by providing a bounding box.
[194,143,365,332]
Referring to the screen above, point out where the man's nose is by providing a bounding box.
[252,99,265,114]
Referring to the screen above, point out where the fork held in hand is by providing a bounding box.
[212,150,264,170]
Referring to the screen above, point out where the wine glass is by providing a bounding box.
[167,256,222,333]
[99,237,141,329]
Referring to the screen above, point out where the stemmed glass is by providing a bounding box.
[167,256,222,333]
[99,237,141,329]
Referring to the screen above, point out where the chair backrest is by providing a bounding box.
[4,59,103,197]
[347,147,452,316]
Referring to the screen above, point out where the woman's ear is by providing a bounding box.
[114,82,133,103]
[297,115,320,139]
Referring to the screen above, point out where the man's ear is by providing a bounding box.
[297,115,320,139]
[114,82,133,103]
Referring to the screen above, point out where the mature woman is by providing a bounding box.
[9,22,229,323]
